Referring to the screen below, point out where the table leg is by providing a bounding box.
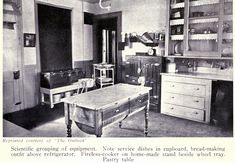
[67,122,72,137]
[144,98,150,136]
[49,93,54,108]
[41,92,45,104]
[119,115,129,128]
[96,132,102,137]
[64,103,72,137]
[95,111,103,137]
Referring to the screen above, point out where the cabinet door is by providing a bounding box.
[184,0,221,57]
[221,0,233,58]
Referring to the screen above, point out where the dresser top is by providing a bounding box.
[62,83,151,110]
[161,72,233,81]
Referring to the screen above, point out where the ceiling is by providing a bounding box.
[81,0,111,4]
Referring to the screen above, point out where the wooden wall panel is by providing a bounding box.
[23,65,40,109]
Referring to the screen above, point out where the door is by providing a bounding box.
[93,12,122,83]
[184,0,221,57]
[3,0,24,113]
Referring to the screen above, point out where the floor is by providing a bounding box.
[3,105,233,137]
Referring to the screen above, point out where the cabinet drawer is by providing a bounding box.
[163,92,205,109]
[103,102,129,121]
[162,81,205,97]
[130,94,148,112]
[162,103,205,121]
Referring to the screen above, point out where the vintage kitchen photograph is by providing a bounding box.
[2,0,233,137]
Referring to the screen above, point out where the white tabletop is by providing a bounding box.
[62,83,151,110]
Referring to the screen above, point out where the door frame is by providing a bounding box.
[93,12,122,83]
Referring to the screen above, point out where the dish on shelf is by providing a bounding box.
[174,41,183,54]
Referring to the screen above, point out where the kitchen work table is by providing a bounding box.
[61,83,151,137]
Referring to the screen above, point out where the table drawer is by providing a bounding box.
[103,102,129,120]
[130,94,148,112]
[162,103,205,121]
[163,92,205,109]
[162,81,205,97]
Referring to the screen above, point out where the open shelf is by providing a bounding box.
[170,19,184,25]
[189,33,217,40]
[190,0,219,6]
[189,16,218,24]
[171,2,185,9]
[171,35,184,40]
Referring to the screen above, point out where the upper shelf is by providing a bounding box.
[189,16,218,24]
[170,19,184,25]
[171,2,185,9]
[171,35,184,40]
[189,34,217,40]
[189,0,219,7]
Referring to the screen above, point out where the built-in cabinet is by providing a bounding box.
[161,75,212,123]
[166,0,233,58]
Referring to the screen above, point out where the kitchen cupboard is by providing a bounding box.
[161,75,212,123]
[165,0,233,59]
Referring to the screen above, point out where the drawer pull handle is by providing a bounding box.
[196,88,200,91]
[194,112,198,115]
[170,107,174,110]
[115,109,120,113]
[115,102,118,105]
[171,85,175,87]
[171,96,175,99]
[194,100,199,103]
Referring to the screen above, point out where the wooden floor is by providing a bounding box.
[3,110,233,137]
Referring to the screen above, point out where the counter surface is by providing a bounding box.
[161,72,233,81]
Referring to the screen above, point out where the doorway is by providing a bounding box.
[93,12,122,83]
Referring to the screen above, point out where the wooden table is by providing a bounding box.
[62,83,151,137]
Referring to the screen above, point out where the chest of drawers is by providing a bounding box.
[161,75,212,123]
